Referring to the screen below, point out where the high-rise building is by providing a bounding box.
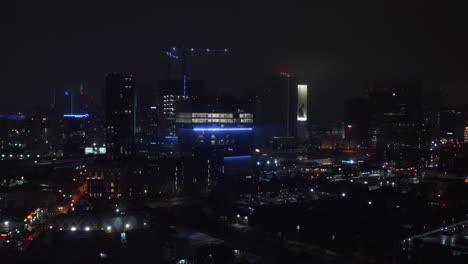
[435,108,466,143]
[158,79,204,136]
[365,81,424,159]
[255,71,298,146]
[105,73,136,158]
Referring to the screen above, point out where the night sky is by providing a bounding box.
[2,1,468,123]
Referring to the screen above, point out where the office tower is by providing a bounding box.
[158,79,204,136]
[105,73,136,158]
[365,81,424,159]
[255,71,297,145]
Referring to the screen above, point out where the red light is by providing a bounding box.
[90,95,95,100]
[27,236,34,241]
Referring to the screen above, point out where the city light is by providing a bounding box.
[85,226,90,231]
[193,127,253,132]
[70,226,77,232]
[224,155,252,160]
[63,114,90,118]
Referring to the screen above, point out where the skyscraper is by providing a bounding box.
[365,80,424,159]
[255,71,297,145]
[105,73,136,158]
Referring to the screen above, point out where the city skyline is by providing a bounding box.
[3,2,468,263]
[2,1,468,122]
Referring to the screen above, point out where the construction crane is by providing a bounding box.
[163,46,229,98]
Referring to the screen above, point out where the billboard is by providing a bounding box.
[297,84,307,122]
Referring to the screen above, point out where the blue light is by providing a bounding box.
[172,47,176,51]
[224,49,228,52]
[224,155,252,160]
[190,48,194,51]
[64,91,69,96]
[165,52,179,59]
[0,114,25,121]
[193,127,253,132]
[63,114,89,118]
[206,48,210,52]
[165,136,178,139]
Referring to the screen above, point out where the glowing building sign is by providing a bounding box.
[297,84,307,122]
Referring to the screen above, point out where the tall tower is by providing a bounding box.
[254,70,297,145]
[105,73,136,158]
[296,84,309,141]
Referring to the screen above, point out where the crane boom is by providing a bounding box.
[163,46,229,97]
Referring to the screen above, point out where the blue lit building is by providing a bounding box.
[174,96,254,157]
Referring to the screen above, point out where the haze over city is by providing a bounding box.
[2,1,468,264]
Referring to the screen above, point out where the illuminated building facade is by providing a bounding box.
[174,96,254,157]
[158,80,204,136]
[464,127,468,144]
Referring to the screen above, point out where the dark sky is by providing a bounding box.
[2,0,468,122]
